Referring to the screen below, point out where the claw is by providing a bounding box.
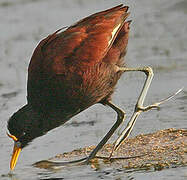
[108,145,115,160]
[155,88,183,106]
[137,88,183,112]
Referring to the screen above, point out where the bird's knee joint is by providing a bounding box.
[118,111,126,122]
[144,66,154,76]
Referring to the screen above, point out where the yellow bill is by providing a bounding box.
[10,142,22,170]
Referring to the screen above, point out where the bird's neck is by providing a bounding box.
[22,104,73,137]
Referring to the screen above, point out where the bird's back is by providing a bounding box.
[27,5,131,116]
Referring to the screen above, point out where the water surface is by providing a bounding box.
[0,0,186,179]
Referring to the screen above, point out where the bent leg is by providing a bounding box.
[86,101,126,163]
[110,66,182,156]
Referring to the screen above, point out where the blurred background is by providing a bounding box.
[0,0,186,179]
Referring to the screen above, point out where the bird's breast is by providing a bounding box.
[28,62,120,116]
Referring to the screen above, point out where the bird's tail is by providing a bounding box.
[103,11,131,66]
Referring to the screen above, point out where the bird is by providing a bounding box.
[7,4,181,171]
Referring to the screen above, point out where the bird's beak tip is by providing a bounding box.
[10,142,22,170]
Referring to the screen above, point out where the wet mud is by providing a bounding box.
[34,128,187,171]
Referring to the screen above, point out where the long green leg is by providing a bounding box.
[110,66,182,156]
[85,101,126,163]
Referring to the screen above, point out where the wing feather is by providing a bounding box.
[27,5,130,103]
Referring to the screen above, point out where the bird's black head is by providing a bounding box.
[7,104,45,170]
[7,104,44,148]
[7,103,72,170]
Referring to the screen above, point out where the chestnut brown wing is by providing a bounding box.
[28,5,129,75]
[27,5,129,106]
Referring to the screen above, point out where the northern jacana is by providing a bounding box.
[7,4,181,170]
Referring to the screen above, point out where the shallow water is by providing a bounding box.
[0,0,186,179]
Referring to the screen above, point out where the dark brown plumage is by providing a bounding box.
[7,4,131,170]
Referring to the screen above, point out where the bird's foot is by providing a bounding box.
[137,88,183,112]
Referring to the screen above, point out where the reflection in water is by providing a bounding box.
[39,178,64,180]
[1,172,20,180]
